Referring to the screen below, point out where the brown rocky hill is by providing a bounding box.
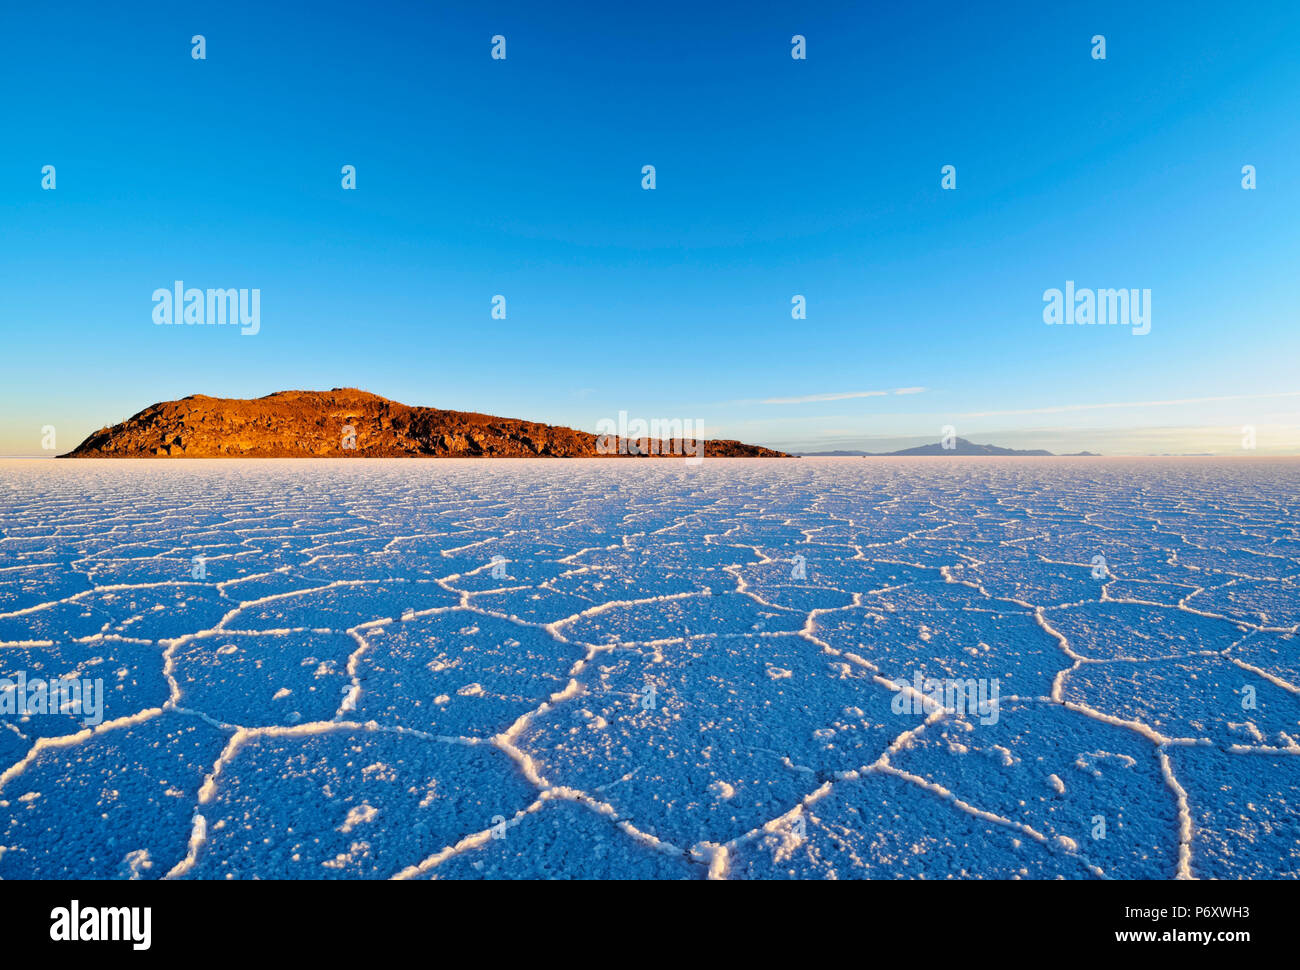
[61,389,788,458]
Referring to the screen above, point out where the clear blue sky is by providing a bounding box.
[3,0,1298,455]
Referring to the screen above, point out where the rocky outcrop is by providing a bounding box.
[62,389,789,458]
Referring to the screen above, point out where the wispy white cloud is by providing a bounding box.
[759,390,886,405]
[730,387,927,406]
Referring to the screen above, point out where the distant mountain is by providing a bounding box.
[62,389,789,458]
[799,438,1099,457]
[884,438,1054,456]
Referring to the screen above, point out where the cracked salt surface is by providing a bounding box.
[0,457,1297,879]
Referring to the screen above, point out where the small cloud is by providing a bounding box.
[760,390,887,405]
[731,387,926,406]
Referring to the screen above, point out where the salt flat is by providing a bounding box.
[0,457,1296,879]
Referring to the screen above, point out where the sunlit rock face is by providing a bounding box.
[60,388,786,459]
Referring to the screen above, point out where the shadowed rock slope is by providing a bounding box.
[62,389,788,458]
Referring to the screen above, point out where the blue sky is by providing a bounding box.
[2,0,1298,455]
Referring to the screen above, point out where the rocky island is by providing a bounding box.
[61,388,788,458]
